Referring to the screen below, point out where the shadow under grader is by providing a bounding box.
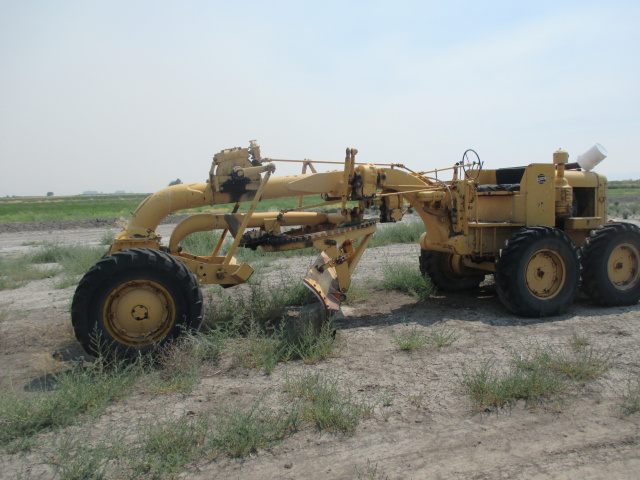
[24,342,89,392]
[24,373,60,392]
[334,283,640,332]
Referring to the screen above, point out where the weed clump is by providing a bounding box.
[390,323,459,351]
[369,221,425,247]
[238,317,339,374]
[211,401,299,457]
[0,358,139,450]
[621,379,640,415]
[285,373,371,434]
[204,280,316,331]
[135,415,210,475]
[149,332,225,393]
[390,325,429,351]
[463,338,612,411]
[381,263,436,300]
[0,255,58,290]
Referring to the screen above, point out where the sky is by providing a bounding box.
[1,1,639,197]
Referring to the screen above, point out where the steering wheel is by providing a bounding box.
[459,149,483,181]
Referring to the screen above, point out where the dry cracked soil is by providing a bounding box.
[1,219,639,479]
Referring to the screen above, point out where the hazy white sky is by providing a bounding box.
[1,1,639,196]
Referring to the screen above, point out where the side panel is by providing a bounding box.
[516,164,556,226]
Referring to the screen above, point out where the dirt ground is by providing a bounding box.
[1,220,639,479]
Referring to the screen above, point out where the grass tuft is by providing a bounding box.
[48,434,113,480]
[237,316,339,374]
[0,256,58,290]
[430,325,459,347]
[463,362,564,411]
[0,358,139,449]
[25,243,106,288]
[369,221,425,247]
[150,332,226,393]
[570,331,589,352]
[621,378,640,415]
[211,401,298,458]
[390,325,429,351]
[285,373,370,434]
[355,459,390,480]
[464,338,612,411]
[344,282,371,305]
[380,263,436,300]
[390,323,459,351]
[205,279,316,331]
[134,415,209,476]
[99,230,116,246]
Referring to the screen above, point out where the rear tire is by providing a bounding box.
[581,222,640,306]
[419,250,485,291]
[71,248,203,359]
[495,226,579,317]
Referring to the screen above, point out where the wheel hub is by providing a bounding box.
[525,249,566,299]
[608,243,640,290]
[103,280,175,347]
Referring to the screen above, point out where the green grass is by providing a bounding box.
[31,243,105,274]
[369,221,424,247]
[204,279,316,330]
[464,362,564,411]
[0,194,327,224]
[463,338,612,411]
[355,459,390,480]
[0,358,139,450]
[211,401,299,458]
[344,282,371,305]
[430,325,459,347]
[390,323,459,351]
[608,179,640,196]
[621,378,640,415]
[390,325,429,351]
[99,230,117,245]
[285,373,371,434]
[204,276,340,374]
[148,332,225,393]
[134,415,210,476]
[47,434,114,480]
[380,263,436,300]
[0,255,58,290]
[27,243,107,289]
[0,194,150,223]
[0,243,106,291]
[236,316,339,374]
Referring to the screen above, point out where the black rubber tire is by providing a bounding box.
[581,222,640,306]
[71,248,203,359]
[495,226,580,317]
[419,250,485,291]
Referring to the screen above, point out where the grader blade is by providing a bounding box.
[303,252,346,317]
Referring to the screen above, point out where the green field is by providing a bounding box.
[0,193,332,224]
[2,179,638,224]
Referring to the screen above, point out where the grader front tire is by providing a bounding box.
[581,222,640,306]
[71,248,203,359]
[419,250,484,291]
[495,226,580,317]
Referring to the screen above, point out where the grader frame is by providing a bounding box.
[71,141,640,358]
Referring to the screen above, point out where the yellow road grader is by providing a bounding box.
[71,141,640,358]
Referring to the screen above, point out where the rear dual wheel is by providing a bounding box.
[71,248,203,359]
[581,222,640,306]
[495,226,580,317]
